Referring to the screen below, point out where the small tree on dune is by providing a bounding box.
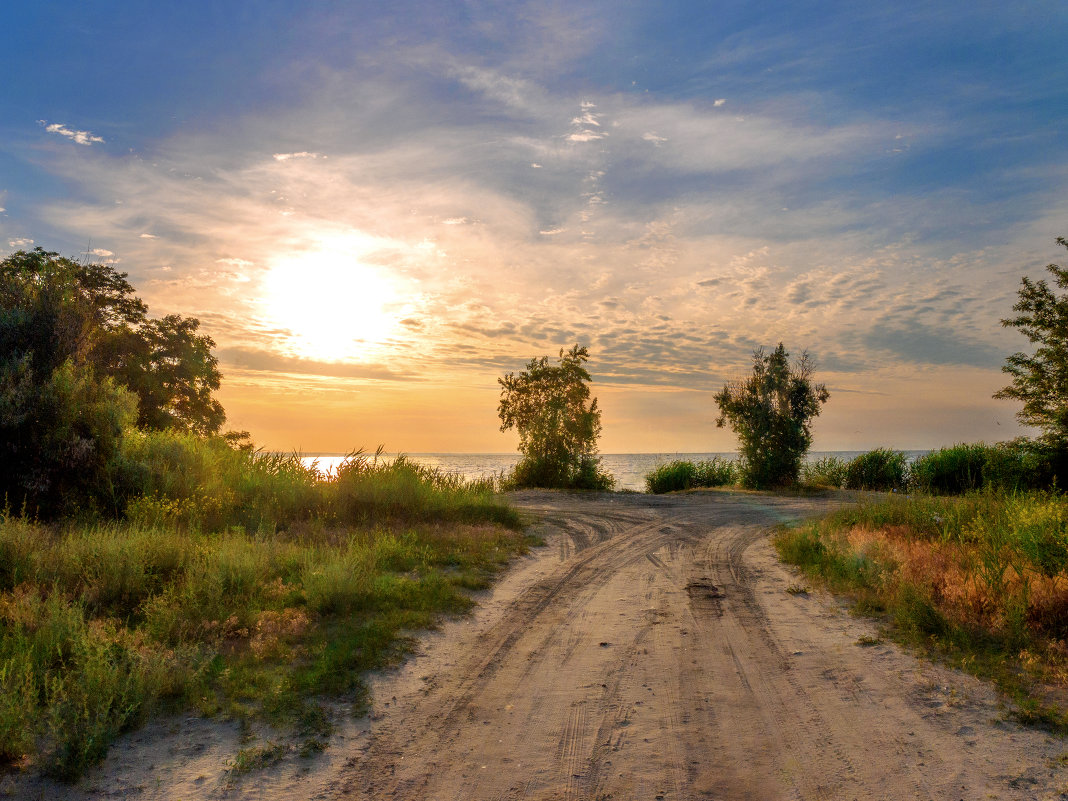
[714,343,829,488]
[498,344,613,490]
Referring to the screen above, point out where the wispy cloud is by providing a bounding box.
[39,121,105,146]
[273,151,322,161]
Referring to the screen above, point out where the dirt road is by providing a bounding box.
[10,489,1065,800]
[333,489,1067,800]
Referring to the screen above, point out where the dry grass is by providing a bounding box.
[775,490,1068,730]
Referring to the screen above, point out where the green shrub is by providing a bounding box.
[845,448,908,491]
[910,443,991,494]
[801,456,848,488]
[644,458,735,493]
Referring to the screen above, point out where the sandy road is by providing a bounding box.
[335,489,1067,801]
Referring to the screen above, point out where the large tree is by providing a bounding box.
[0,248,224,435]
[714,343,829,488]
[995,237,1068,445]
[498,344,612,489]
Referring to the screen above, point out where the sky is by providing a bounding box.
[2,0,1067,453]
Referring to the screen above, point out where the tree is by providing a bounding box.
[995,237,1068,446]
[0,248,225,435]
[498,344,613,489]
[714,343,829,488]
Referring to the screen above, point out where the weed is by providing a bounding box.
[785,584,810,595]
[225,741,289,775]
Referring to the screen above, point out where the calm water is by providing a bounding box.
[299,451,930,492]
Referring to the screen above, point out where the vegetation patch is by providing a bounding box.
[843,448,908,491]
[0,448,530,781]
[775,490,1068,731]
[644,457,736,494]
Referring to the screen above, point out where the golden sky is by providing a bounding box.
[3,2,1066,452]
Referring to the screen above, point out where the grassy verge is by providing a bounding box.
[774,490,1068,731]
[0,441,530,781]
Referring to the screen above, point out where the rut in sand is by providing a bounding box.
[335,490,1065,801]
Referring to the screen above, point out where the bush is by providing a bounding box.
[844,448,908,490]
[908,441,1059,494]
[801,456,848,488]
[909,443,989,494]
[644,458,736,494]
[0,359,138,518]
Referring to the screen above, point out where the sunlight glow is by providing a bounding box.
[260,235,406,362]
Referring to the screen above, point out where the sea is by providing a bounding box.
[299,451,931,492]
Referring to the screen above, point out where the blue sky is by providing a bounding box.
[2,1,1066,451]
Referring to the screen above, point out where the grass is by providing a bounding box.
[800,456,849,489]
[844,448,908,491]
[644,457,737,493]
[775,489,1068,731]
[0,438,531,780]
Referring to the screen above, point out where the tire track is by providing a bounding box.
[333,490,1067,801]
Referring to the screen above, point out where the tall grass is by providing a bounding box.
[800,456,848,488]
[0,436,528,779]
[644,458,736,493]
[775,490,1068,729]
[844,448,908,490]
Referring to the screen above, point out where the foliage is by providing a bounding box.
[497,345,612,490]
[644,458,736,493]
[800,455,848,488]
[843,448,908,490]
[714,343,829,488]
[996,237,1068,451]
[775,490,1068,731]
[0,456,529,779]
[1,247,224,436]
[122,434,520,533]
[0,358,138,516]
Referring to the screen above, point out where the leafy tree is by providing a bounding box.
[498,344,613,489]
[995,237,1068,446]
[1,248,224,434]
[714,343,829,488]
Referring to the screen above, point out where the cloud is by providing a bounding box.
[217,347,417,381]
[139,233,157,239]
[713,99,726,107]
[90,248,114,257]
[39,121,104,146]
[273,151,322,161]
[8,238,33,248]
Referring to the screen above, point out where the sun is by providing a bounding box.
[260,239,404,362]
